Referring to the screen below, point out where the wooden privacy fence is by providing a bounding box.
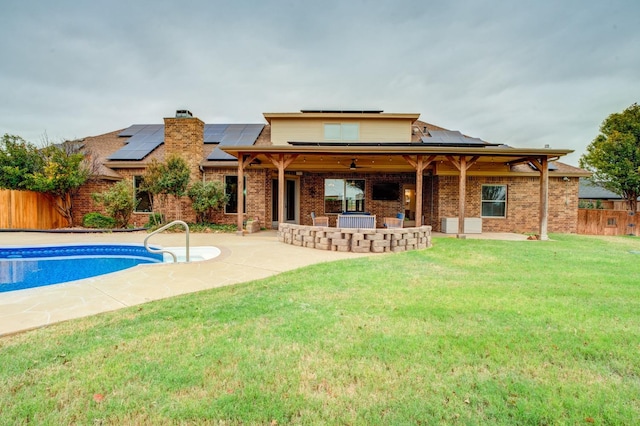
[0,190,66,230]
[577,208,639,236]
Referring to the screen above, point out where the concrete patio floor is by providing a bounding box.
[0,230,528,337]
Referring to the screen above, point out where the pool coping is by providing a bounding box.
[0,230,373,337]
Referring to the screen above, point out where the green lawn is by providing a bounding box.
[1,234,640,424]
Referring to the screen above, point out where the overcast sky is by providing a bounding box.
[1,0,639,165]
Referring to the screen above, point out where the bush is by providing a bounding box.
[92,180,137,228]
[187,181,228,223]
[144,213,164,229]
[83,212,116,229]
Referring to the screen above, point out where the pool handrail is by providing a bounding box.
[144,220,190,263]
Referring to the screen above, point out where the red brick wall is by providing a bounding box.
[72,179,113,226]
[434,175,579,233]
[203,168,270,227]
[164,116,204,182]
[299,172,416,228]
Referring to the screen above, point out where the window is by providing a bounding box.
[324,123,359,141]
[607,217,617,227]
[481,185,507,217]
[225,176,246,214]
[133,176,152,212]
[324,179,365,213]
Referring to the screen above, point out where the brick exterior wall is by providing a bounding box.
[72,179,114,226]
[203,168,270,227]
[164,116,204,180]
[299,172,417,228]
[434,175,579,234]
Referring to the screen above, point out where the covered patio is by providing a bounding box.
[221,144,572,242]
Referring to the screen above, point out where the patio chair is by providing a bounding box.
[311,211,329,227]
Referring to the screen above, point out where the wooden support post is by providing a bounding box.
[236,153,245,235]
[458,156,467,237]
[266,154,298,227]
[539,157,549,240]
[446,156,478,238]
[530,157,550,241]
[278,155,285,225]
[403,155,436,227]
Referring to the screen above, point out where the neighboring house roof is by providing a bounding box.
[579,178,623,199]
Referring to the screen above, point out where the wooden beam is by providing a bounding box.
[539,157,549,240]
[265,154,298,226]
[402,155,436,226]
[236,153,245,235]
[458,156,467,237]
[416,156,424,226]
[242,154,258,168]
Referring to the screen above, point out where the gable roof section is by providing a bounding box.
[107,123,264,161]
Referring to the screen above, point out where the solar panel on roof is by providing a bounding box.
[112,123,264,161]
[119,124,163,138]
[204,124,229,143]
[207,124,264,160]
[421,130,489,146]
[110,124,164,160]
[528,162,560,171]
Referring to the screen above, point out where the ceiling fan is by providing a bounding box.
[343,158,369,170]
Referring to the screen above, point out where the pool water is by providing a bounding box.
[0,244,163,293]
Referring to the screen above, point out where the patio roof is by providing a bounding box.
[217,144,574,173]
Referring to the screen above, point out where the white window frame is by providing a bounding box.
[481,184,507,218]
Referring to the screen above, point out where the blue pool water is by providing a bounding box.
[0,244,164,293]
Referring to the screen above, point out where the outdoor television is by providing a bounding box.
[372,182,400,201]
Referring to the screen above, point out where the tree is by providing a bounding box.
[141,155,191,221]
[29,141,91,226]
[1,135,91,226]
[187,180,228,223]
[580,103,640,212]
[92,179,138,228]
[0,134,43,189]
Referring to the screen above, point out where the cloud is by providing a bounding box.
[0,0,639,165]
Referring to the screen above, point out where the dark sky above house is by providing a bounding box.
[1,0,639,166]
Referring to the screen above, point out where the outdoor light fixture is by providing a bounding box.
[350,160,357,170]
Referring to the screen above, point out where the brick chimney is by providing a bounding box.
[163,110,204,181]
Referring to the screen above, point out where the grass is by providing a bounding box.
[1,234,640,424]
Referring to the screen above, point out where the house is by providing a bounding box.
[578,178,632,210]
[74,109,590,240]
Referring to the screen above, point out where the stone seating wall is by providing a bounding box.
[278,224,432,253]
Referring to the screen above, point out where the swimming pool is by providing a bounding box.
[0,244,165,293]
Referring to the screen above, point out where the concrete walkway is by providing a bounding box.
[0,230,374,336]
[0,230,529,336]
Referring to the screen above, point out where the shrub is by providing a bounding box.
[92,180,137,228]
[83,212,116,229]
[187,181,228,224]
[144,213,164,229]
